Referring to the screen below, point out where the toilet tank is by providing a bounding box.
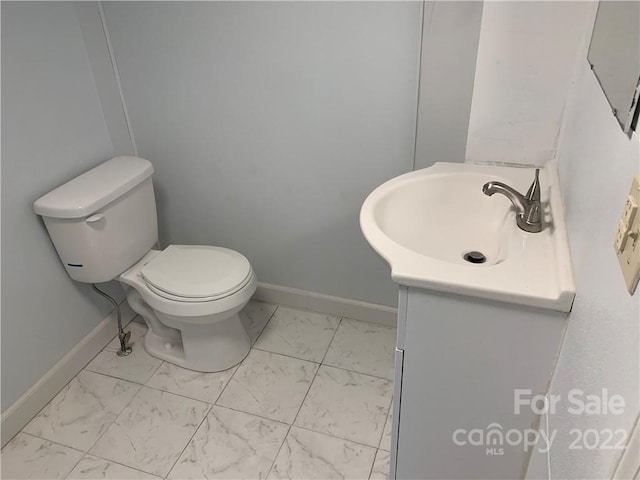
[34,156,158,283]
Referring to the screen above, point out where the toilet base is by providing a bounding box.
[143,313,251,372]
[123,286,252,373]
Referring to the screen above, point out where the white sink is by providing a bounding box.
[360,162,576,311]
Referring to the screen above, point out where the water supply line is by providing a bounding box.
[91,284,132,356]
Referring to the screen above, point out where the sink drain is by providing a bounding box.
[463,251,486,264]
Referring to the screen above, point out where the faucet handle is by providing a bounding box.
[526,168,541,202]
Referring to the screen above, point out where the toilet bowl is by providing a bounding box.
[119,246,257,372]
[33,156,257,372]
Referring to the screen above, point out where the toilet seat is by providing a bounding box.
[145,274,253,303]
[140,245,252,302]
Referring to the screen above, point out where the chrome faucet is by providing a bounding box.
[482,169,543,233]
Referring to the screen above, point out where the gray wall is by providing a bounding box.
[466,1,590,166]
[546,58,640,479]
[1,2,124,411]
[414,1,483,169]
[100,1,423,307]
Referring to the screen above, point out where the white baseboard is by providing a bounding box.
[254,282,397,327]
[1,302,136,448]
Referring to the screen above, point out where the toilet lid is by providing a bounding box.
[140,245,252,299]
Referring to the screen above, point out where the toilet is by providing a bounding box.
[34,156,256,372]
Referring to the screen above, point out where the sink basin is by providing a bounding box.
[360,162,575,311]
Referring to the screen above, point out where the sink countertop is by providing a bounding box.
[360,162,576,312]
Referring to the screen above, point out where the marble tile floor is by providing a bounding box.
[2,300,396,480]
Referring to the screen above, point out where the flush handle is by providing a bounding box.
[85,213,105,224]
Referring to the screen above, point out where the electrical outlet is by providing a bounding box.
[615,175,640,294]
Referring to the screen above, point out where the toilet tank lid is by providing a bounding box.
[34,156,154,219]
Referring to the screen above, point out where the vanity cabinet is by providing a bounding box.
[390,287,568,479]
[358,162,575,479]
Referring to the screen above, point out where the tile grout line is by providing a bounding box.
[164,403,214,479]
[210,305,280,407]
[209,403,290,429]
[80,375,146,459]
[377,396,394,451]
[142,373,235,406]
[65,451,163,480]
[210,364,240,405]
[73,356,164,466]
[367,449,378,480]
[144,358,165,383]
[323,314,394,457]
[290,315,343,427]
[340,315,397,330]
[85,350,165,387]
[291,424,383,451]
[263,317,342,479]
[264,416,292,477]
[250,345,322,365]
[320,317,343,366]
[251,304,280,346]
[84,373,210,479]
[250,311,396,378]
[308,315,390,476]
[16,432,90,480]
[64,456,85,480]
[251,341,394,381]
[17,366,144,457]
[377,401,393,451]
[211,386,387,453]
[321,361,395,382]
[82,368,146,387]
[18,431,84,454]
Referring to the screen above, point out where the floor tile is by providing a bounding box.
[370,449,391,480]
[6,301,397,480]
[23,371,140,451]
[379,402,393,451]
[105,322,148,352]
[324,319,396,380]
[217,349,318,423]
[254,307,340,362]
[0,433,83,479]
[86,342,163,384]
[67,454,160,479]
[146,362,237,404]
[90,387,209,477]
[295,365,392,447]
[168,405,288,480]
[239,301,278,345]
[268,427,376,480]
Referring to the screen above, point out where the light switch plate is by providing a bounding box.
[615,175,640,294]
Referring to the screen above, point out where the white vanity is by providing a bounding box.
[360,163,576,479]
